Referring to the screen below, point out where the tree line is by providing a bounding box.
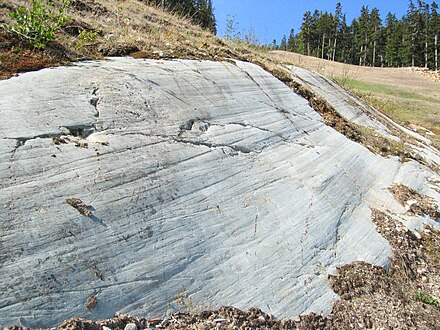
[275,1,439,69]
[146,0,216,34]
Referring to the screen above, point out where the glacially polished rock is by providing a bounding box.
[0,58,439,327]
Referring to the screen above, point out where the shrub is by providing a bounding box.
[6,0,71,48]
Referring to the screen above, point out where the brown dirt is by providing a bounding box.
[0,30,73,79]
[269,51,440,147]
[260,65,424,163]
[0,0,250,80]
[0,1,435,170]
[325,209,440,330]
[389,184,440,220]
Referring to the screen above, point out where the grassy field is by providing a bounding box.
[270,51,440,147]
[337,78,440,146]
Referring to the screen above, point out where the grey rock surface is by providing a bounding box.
[0,58,439,327]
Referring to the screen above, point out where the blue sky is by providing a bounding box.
[214,0,409,44]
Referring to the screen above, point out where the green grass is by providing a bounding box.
[342,79,438,104]
[334,77,440,146]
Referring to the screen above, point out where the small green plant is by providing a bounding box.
[6,0,71,48]
[417,291,439,307]
[78,29,98,43]
[76,29,98,48]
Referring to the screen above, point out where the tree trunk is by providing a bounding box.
[328,37,331,60]
[307,30,310,56]
[425,40,428,68]
[412,34,415,67]
[321,33,326,59]
[359,45,363,66]
[364,35,368,66]
[332,38,337,61]
[435,34,438,71]
[372,40,376,67]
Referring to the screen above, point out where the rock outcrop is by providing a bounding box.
[0,58,439,327]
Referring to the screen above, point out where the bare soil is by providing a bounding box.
[389,184,440,219]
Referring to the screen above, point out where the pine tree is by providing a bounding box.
[370,8,382,67]
[357,6,370,66]
[301,11,313,55]
[332,2,342,61]
[192,0,216,33]
[287,29,296,52]
[385,12,403,67]
[316,11,335,59]
[405,0,423,66]
[338,14,350,62]
[280,35,287,50]
[149,0,216,34]
[292,0,440,68]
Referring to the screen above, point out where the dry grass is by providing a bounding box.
[0,0,276,75]
[2,0,433,163]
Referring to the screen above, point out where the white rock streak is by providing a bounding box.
[0,58,438,327]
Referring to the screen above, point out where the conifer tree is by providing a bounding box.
[280,35,287,50]
[290,0,439,69]
[301,11,313,55]
[147,0,216,33]
[287,29,296,52]
[384,13,402,66]
[370,8,382,66]
[332,2,342,61]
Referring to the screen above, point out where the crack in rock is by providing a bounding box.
[63,124,97,139]
[90,87,100,119]
[120,131,252,155]
[173,137,252,154]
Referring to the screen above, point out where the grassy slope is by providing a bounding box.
[338,78,440,146]
[0,0,279,78]
[270,50,440,147]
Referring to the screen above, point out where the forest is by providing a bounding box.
[276,1,440,69]
[146,0,216,33]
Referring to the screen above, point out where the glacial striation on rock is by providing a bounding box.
[0,58,439,327]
